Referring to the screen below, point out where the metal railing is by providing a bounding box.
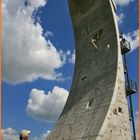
[125,80,137,96]
[121,39,131,54]
[123,64,127,73]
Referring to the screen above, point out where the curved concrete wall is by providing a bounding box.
[46,0,131,139]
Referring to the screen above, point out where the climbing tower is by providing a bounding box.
[46,0,135,139]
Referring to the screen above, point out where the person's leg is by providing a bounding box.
[19,135,22,140]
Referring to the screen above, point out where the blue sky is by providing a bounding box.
[2,0,139,139]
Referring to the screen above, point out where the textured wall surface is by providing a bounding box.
[46,0,132,139]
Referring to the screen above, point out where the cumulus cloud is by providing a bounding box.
[27,86,68,122]
[2,128,50,140]
[124,29,138,51]
[114,0,134,6]
[116,13,125,24]
[2,128,19,140]
[33,130,51,140]
[44,31,54,38]
[27,0,47,8]
[2,0,68,84]
[68,50,75,64]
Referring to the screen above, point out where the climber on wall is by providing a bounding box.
[19,130,31,140]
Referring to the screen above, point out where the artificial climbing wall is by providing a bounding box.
[46,0,132,139]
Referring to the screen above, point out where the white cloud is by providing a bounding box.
[114,0,134,6]
[27,86,68,122]
[28,0,47,8]
[2,128,50,140]
[33,130,51,140]
[116,13,125,24]
[68,50,75,64]
[124,29,138,52]
[2,0,67,84]
[45,31,54,38]
[2,128,19,140]
[59,50,71,66]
